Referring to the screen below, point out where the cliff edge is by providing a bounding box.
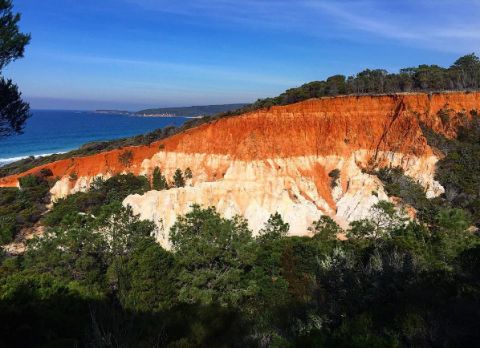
[2,92,479,247]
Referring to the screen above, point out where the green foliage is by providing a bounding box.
[122,240,176,311]
[173,168,185,188]
[0,175,50,244]
[97,173,150,199]
[428,117,480,226]
[231,53,480,116]
[0,198,479,346]
[184,167,193,179]
[431,208,476,263]
[376,167,440,224]
[170,205,257,306]
[309,215,342,241]
[347,201,407,240]
[328,168,341,188]
[0,0,30,70]
[44,173,150,226]
[0,273,92,347]
[0,0,31,138]
[258,212,290,241]
[1,102,480,345]
[152,166,168,190]
[25,203,166,317]
[437,208,471,233]
[438,108,452,126]
[0,77,30,137]
[118,149,133,167]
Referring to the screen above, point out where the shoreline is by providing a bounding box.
[94,111,204,119]
[0,151,69,167]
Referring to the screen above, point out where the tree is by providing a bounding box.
[432,208,473,261]
[173,168,185,188]
[450,53,480,89]
[0,0,31,137]
[122,240,176,312]
[309,216,342,241]
[347,201,406,240]
[152,166,168,190]
[436,208,470,234]
[325,75,347,95]
[99,173,150,203]
[184,167,193,179]
[258,212,289,241]
[169,205,257,306]
[0,78,30,137]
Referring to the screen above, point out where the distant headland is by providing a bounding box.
[96,103,248,118]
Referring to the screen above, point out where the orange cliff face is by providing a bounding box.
[2,92,478,184]
[1,92,479,247]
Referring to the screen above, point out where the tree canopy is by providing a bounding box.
[0,0,30,138]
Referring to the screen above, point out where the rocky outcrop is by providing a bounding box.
[1,92,479,247]
[123,151,440,247]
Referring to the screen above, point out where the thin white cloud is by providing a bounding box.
[125,0,317,31]
[305,1,480,52]
[125,0,480,53]
[307,1,418,40]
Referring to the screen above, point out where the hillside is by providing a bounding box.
[135,103,248,117]
[2,53,478,178]
[2,91,480,346]
[2,1,480,345]
[2,91,479,247]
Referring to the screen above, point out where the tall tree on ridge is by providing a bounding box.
[0,0,30,138]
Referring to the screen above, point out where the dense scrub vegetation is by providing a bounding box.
[373,109,480,230]
[2,53,480,178]
[420,113,480,227]
[434,117,480,227]
[0,122,479,347]
[0,167,193,246]
[0,172,52,244]
[1,192,478,346]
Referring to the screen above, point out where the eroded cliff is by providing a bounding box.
[1,92,479,247]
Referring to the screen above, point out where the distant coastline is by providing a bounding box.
[95,110,133,116]
[95,103,248,118]
[95,110,204,119]
[0,110,189,168]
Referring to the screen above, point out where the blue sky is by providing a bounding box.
[4,0,480,110]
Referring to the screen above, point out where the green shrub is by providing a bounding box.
[118,150,134,167]
[152,166,168,190]
[44,174,151,226]
[328,169,341,188]
[173,169,185,188]
[0,177,50,245]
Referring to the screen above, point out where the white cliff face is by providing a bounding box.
[118,150,444,249]
[46,148,444,250]
[50,173,112,202]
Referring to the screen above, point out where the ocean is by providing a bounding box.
[0,110,189,166]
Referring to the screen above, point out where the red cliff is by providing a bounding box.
[1,92,478,187]
[1,92,479,246]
